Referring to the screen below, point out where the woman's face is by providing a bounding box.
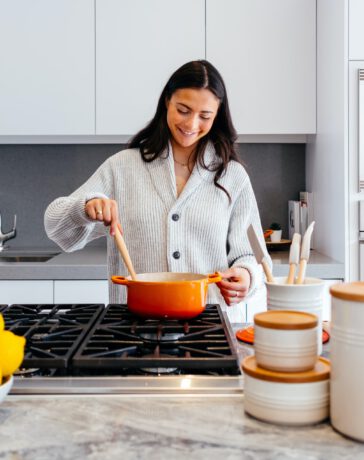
[166,88,219,153]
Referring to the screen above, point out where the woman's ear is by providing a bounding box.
[165,97,170,110]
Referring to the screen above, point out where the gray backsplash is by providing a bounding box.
[0,143,305,249]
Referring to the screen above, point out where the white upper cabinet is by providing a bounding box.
[349,0,364,60]
[0,0,94,135]
[96,0,205,135]
[206,0,316,135]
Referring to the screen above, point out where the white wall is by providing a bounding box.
[306,0,349,275]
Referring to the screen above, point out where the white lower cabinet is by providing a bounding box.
[54,280,109,304]
[0,280,53,304]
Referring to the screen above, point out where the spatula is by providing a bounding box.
[114,227,137,281]
[286,233,301,284]
[295,221,315,285]
[247,224,275,283]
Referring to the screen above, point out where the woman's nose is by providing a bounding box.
[184,114,199,131]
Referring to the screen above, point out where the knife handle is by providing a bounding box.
[262,259,275,283]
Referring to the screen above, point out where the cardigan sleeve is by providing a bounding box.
[44,156,115,252]
[226,175,272,298]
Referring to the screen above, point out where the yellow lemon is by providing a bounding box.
[0,331,26,377]
[0,314,4,333]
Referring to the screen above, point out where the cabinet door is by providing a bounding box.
[206,0,316,134]
[349,0,364,60]
[54,280,109,304]
[0,281,53,304]
[96,0,205,135]
[0,0,94,135]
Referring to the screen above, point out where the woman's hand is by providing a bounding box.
[217,267,251,306]
[85,198,122,236]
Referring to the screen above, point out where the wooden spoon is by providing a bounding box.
[114,227,137,281]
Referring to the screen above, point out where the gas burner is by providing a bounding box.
[73,304,240,373]
[14,368,41,377]
[139,332,185,342]
[140,354,178,374]
[2,304,104,368]
[6,304,240,378]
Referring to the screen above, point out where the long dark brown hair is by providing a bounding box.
[128,60,240,200]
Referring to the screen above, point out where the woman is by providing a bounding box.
[45,60,270,321]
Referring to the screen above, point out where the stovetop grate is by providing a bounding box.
[73,304,239,371]
[2,304,104,368]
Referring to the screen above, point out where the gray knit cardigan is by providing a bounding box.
[44,142,270,317]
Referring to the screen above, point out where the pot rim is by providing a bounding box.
[111,272,221,286]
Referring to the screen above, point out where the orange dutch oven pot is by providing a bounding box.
[111,272,221,320]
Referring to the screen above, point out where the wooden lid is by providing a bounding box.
[254,310,318,330]
[330,282,364,302]
[242,356,330,383]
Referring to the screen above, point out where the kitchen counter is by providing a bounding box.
[2,325,362,459]
[0,246,344,280]
[270,250,344,279]
[1,394,363,459]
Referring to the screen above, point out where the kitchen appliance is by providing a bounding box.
[1,303,246,395]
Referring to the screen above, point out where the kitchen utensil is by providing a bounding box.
[111,272,221,319]
[330,282,364,442]
[114,227,137,281]
[254,310,318,372]
[242,356,330,426]
[265,276,325,354]
[247,224,275,283]
[286,233,301,284]
[296,221,315,284]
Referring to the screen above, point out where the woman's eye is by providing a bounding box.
[177,109,189,115]
[200,115,211,120]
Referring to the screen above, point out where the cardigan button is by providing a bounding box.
[172,251,180,259]
[172,213,180,221]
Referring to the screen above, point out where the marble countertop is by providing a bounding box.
[1,328,362,458]
[1,394,363,459]
[0,246,344,280]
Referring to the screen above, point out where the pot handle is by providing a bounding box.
[111,275,130,286]
[207,272,222,284]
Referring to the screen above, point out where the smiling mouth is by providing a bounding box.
[178,127,198,137]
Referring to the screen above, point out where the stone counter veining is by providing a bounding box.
[0,395,363,459]
[0,247,344,280]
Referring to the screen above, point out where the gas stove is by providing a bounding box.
[2,304,249,395]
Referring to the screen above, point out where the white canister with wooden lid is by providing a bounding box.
[254,310,318,372]
[242,356,330,426]
[330,282,364,442]
[265,277,324,354]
